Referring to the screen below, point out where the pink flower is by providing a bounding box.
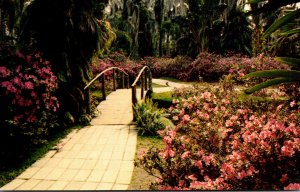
[26,55,31,63]
[202,92,212,99]
[194,160,203,169]
[284,183,300,190]
[221,163,235,179]
[138,148,148,160]
[163,136,172,145]
[237,170,247,180]
[15,50,24,58]
[188,174,197,181]
[230,115,238,121]
[0,66,7,77]
[167,130,176,138]
[202,155,211,166]
[173,115,179,121]
[168,148,175,157]
[290,100,296,107]
[24,81,34,89]
[221,99,230,105]
[276,104,283,111]
[27,115,37,122]
[181,151,190,159]
[13,77,22,85]
[246,166,257,176]
[197,150,204,156]
[178,180,185,187]
[183,114,190,123]
[232,140,239,150]
[225,120,233,127]
[280,174,288,183]
[238,72,245,77]
[281,141,295,157]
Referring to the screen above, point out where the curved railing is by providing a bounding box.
[131,66,152,119]
[84,67,130,114]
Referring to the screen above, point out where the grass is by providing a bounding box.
[91,90,103,98]
[128,135,164,190]
[152,91,173,108]
[0,125,82,187]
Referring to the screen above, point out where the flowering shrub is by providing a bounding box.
[149,53,288,82]
[90,51,143,82]
[0,46,59,144]
[149,56,193,79]
[136,86,300,190]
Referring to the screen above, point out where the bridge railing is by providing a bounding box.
[131,66,152,119]
[84,67,130,114]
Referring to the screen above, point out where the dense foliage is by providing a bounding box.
[150,52,288,81]
[19,0,108,125]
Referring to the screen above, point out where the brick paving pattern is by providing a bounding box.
[1,89,136,190]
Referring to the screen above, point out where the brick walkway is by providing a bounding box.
[1,89,137,190]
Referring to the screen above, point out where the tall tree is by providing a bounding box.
[19,0,108,124]
[0,0,26,43]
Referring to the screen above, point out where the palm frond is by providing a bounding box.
[275,57,300,68]
[244,77,296,94]
[263,9,300,38]
[244,70,300,79]
[246,0,267,4]
[280,28,300,36]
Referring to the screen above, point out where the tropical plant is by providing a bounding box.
[134,99,168,136]
[0,0,27,43]
[18,0,109,124]
[218,4,252,55]
[244,2,300,94]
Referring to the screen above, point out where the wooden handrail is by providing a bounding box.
[131,66,152,120]
[84,67,130,115]
[84,67,129,90]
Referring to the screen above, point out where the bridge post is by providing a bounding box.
[141,73,144,99]
[113,68,116,91]
[149,70,152,91]
[101,74,106,100]
[127,76,130,89]
[85,88,91,115]
[132,85,137,120]
[122,73,125,89]
[144,71,147,91]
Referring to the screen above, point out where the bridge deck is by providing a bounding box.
[1,89,137,190]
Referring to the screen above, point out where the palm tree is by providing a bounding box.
[19,0,107,124]
[0,0,26,43]
[244,0,300,94]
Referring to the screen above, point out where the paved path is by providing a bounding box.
[152,78,192,93]
[1,89,136,190]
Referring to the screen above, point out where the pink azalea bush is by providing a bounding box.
[136,86,300,190]
[91,51,143,81]
[150,52,288,82]
[0,46,59,143]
